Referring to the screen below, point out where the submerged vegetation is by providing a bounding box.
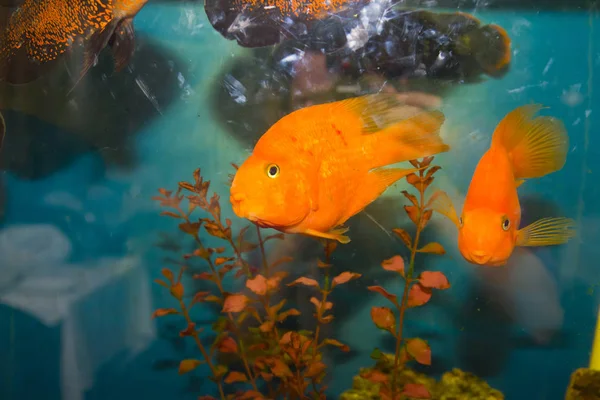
[151,157,503,399]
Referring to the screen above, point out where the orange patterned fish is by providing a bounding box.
[430,104,576,267]
[0,0,148,87]
[229,94,450,244]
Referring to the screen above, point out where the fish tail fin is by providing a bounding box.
[490,104,569,179]
[516,217,577,247]
[460,23,512,77]
[366,110,450,168]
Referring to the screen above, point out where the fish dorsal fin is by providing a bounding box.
[490,104,569,179]
[333,94,430,134]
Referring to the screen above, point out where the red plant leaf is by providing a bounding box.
[419,209,433,230]
[224,371,248,384]
[404,205,419,225]
[367,286,399,306]
[215,257,234,266]
[259,320,274,333]
[170,282,184,300]
[287,277,320,288]
[270,358,293,378]
[310,297,333,311]
[331,271,362,288]
[401,190,418,207]
[154,279,169,288]
[381,255,405,275]
[222,294,249,313]
[246,274,268,296]
[322,338,349,352]
[407,283,432,307]
[402,383,431,399]
[419,271,451,290]
[278,308,301,322]
[179,322,196,337]
[237,390,265,399]
[416,242,446,255]
[193,272,214,281]
[370,306,395,332]
[305,361,326,378]
[179,221,201,235]
[393,228,413,250]
[218,336,238,353]
[151,308,179,318]
[205,295,222,304]
[406,338,431,365]
[178,359,202,375]
[161,268,174,283]
[360,369,389,384]
[160,211,181,219]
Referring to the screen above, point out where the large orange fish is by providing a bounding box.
[0,0,148,87]
[229,94,450,244]
[430,104,576,267]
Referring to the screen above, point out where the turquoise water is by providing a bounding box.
[0,2,598,400]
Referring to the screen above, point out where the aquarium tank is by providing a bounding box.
[0,0,599,399]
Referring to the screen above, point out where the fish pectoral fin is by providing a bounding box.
[343,167,419,222]
[110,18,136,72]
[515,217,577,247]
[515,179,526,188]
[426,190,461,228]
[303,227,351,244]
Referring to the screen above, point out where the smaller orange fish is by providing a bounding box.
[229,94,450,244]
[430,104,576,267]
[0,0,148,88]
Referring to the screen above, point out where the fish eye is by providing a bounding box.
[501,216,511,231]
[266,164,280,178]
[459,216,463,227]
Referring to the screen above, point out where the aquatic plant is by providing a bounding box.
[359,156,452,399]
[151,168,360,399]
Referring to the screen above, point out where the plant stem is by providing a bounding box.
[308,241,333,398]
[391,165,427,396]
[174,204,260,392]
[178,298,226,400]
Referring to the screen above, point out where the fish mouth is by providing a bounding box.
[230,192,248,219]
[464,250,492,266]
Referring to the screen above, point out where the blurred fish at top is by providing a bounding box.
[205,0,365,48]
[0,0,149,87]
[206,0,512,81]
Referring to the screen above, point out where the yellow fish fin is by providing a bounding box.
[491,104,568,179]
[332,93,437,134]
[515,217,577,247]
[426,190,461,229]
[515,179,526,187]
[303,227,350,244]
[358,110,450,169]
[343,167,420,222]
